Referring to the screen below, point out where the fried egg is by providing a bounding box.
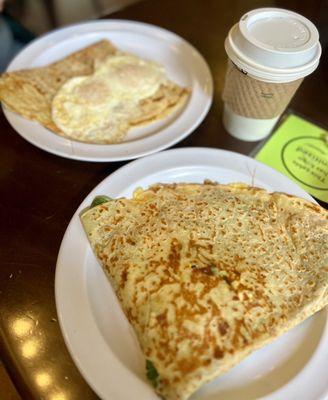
[51,54,168,143]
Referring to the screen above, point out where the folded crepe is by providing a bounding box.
[0,40,189,143]
[80,182,328,400]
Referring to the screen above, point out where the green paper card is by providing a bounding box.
[255,114,328,203]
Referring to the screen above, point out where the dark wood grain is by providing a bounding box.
[0,1,327,399]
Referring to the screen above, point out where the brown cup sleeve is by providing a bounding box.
[222,61,303,119]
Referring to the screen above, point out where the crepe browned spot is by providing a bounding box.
[81,182,328,400]
[0,40,117,134]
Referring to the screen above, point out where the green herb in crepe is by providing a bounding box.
[146,359,159,388]
[90,195,112,208]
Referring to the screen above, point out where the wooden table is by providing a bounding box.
[0,1,327,399]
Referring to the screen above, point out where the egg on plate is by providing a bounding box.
[51,54,189,143]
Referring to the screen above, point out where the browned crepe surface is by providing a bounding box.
[81,182,328,400]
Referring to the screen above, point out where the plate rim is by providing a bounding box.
[55,147,328,400]
[3,19,213,162]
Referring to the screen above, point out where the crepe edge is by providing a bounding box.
[169,298,327,400]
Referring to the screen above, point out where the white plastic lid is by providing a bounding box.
[225,8,321,82]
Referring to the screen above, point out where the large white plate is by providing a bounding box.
[55,148,328,400]
[3,20,213,162]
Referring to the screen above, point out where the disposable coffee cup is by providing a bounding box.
[222,8,321,141]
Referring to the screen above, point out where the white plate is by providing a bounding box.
[55,148,328,400]
[3,20,213,162]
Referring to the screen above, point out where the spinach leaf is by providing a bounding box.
[90,195,112,208]
[146,359,159,388]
